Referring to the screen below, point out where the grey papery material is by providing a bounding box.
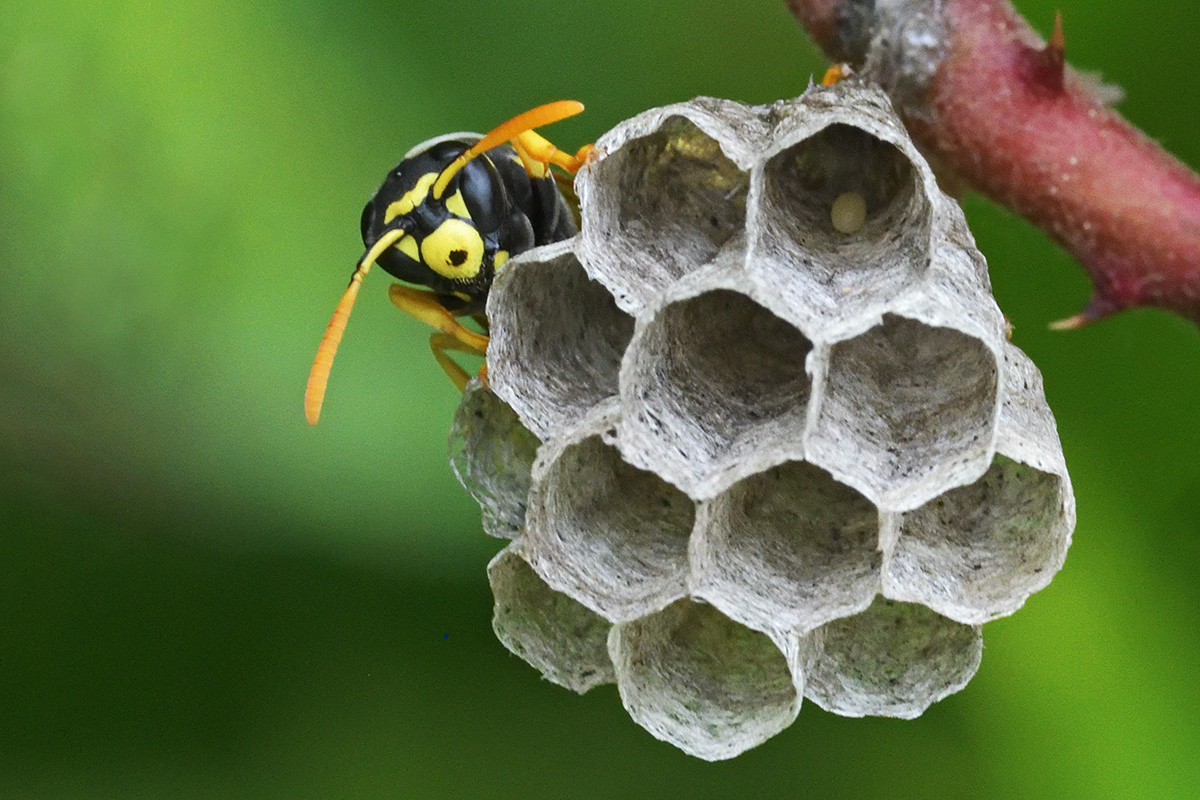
[450,82,1073,760]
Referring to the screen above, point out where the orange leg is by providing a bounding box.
[388,284,489,352]
[429,332,489,392]
[433,100,588,199]
[513,131,596,177]
[821,63,855,86]
[389,284,489,391]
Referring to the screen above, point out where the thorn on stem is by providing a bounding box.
[1023,11,1066,93]
[1048,11,1066,65]
[1049,293,1114,330]
[1048,313,1087,331]
[1036,11,1066,92]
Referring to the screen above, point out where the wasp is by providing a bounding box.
[305,101,594,425]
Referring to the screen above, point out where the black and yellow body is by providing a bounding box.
[360,135,577,318]
[305,100,592,425]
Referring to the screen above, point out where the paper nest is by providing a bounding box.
[447,82,1074,761]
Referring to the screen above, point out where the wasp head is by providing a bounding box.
[360,137,536,313]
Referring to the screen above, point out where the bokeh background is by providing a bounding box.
[2,0,1198,797]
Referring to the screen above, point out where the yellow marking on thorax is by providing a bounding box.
[493,250,509,269]
[384,172,438,223]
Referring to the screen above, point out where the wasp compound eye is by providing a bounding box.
[458,157,506,233]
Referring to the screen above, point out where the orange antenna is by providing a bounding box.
[305,227,407,425]
[431,100,585,200]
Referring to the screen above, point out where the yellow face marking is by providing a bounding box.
[493,250,509,269]
[421,218,484,280]
[444,189,470,220]
[395,234,419,261]
[384,172,438,223]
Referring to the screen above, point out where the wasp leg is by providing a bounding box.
[389,284,490,389]
[821,63,855,86]
[434,100,587,199]
[513,131,596,177]
[388,284,489,351]
[429,332,488,392]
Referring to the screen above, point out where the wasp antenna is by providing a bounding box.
[432,100,585,200]
[305,227,407,425]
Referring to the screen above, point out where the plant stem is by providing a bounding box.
[785,0,1200,325]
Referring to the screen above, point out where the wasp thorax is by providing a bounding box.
[451,83,1073,761]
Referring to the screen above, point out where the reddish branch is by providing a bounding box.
[786,0,1200,326]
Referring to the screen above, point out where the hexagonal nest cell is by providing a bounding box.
[523,421,696,623]
[488,547,614,693]
[807,313,999,510]
[488,240,635,440]
[610,599,803,761]
[447,82,1073,761]
[755,123,931,311]
[449,382,540,539]
[580,109,753,310]
[691,461,881,635]
[620,288,813,498]
[801,597,982,719]
[885,454,1071,624]
[615,118,747,247]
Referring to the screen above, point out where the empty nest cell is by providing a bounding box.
[807,314,998,510]
[620,289,813,498]
[884,455,1069,624]
[802,597,982,719]
[691,461,881,634]
[753,123,931,312]
[488,548,615,693]
[487,243,634,440]
[610,599,803,761]
[523,434,696,623]
[582,117,749,307]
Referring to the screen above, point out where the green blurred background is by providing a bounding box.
[1,0,1198,797]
